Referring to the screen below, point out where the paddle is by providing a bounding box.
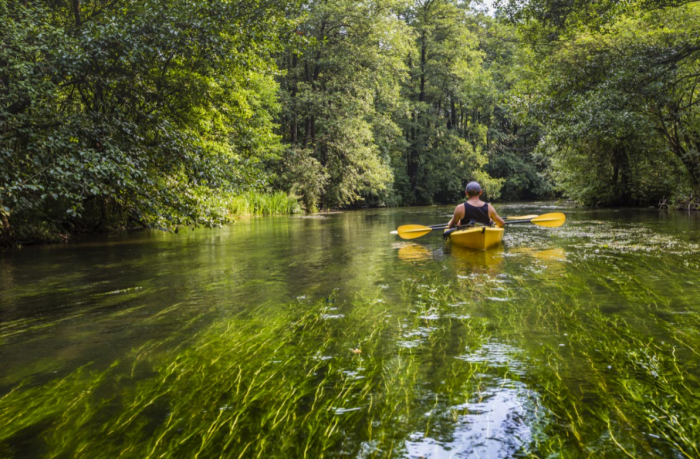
[392,224,449,240]
[392,212,566,239]
[503,212,566,228]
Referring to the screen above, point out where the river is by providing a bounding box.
[1,203,699,458]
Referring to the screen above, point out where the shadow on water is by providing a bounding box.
[1,204,700,458]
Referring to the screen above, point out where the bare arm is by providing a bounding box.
[488,204,505,227]
[447,205,464,229]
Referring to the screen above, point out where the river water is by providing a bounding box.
[1,203,699,458]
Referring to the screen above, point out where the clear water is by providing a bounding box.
[1,203,699,458]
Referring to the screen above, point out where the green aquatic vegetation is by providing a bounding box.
[2,272,699,458]
[531,309,700,458]
[461,262,700,458]
[0,286,152,345]
[557,221,700,256]
[222,191,303,218]
[2,208,700,458]
[0,281,502,458]
[1,302,378,457]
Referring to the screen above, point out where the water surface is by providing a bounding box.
[1,204,699,458]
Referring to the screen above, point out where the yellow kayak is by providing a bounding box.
[448,226,504,250]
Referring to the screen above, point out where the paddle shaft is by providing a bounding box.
[433,216,535,230]
[406,216,542,231]
[442,222,490,238]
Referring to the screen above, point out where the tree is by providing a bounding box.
[529,4,700,205]
[470,13,551,200]
[1,0,291,242]
[276,0,411,210]
[397,0,502,205]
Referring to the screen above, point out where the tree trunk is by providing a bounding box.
[680,133,700,194]
[678,151,700,194]
[1,208,9,233]
[657,116,700,196]
[291,54,297,145]
[419,41,426,103]
[408,118,417,193]
[311,116,315,142]
[303,117,312,149]
[72,0,81,27]
[611,145,631,204]
[292,117,298,145]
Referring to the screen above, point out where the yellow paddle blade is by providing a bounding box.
[531,212,566,228]
[396,224,434,240]
[505,215,539,220]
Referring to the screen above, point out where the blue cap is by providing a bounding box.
[466,181,481,195]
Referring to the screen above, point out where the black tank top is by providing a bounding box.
[460,201,490,225]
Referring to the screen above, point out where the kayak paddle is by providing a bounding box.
[395,221,491,240]
[393,224,448,240]
[503,212,566,228]
[392,212,566,239]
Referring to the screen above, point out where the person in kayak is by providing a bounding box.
[447,181,505,229]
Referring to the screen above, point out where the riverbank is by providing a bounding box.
[4,196,700,249]
[0,191,303,248]
[659,194,700,211]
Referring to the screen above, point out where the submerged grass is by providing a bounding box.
[454,257,700,458]
[0,283,499,458]
[2,231,700,457]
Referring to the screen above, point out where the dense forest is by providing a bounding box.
[2,0,699,244]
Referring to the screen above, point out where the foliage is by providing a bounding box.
[498,0,694,40]
[276,0,411,210]
[471,14,553,201]
[528,4,700,206]
[395,0,502,204]
[275,0,551,209]
[0,0,291,244]
[221,190,303,217]
[5,0,699,244]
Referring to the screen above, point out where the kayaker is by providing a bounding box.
[447,181,505,229]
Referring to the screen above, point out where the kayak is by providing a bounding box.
[448,226,504,250]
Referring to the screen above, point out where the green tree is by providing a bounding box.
[276,0,411,211]
[1,0,291,243]
[529,4,700,205]
[469,13,551,201]
[397,0,502,205]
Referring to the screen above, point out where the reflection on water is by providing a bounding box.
[397,243,434,262]
[1,204,699,458]
[405,384,537,459]
[450,245,505,270]
[509,246,566,262]
[405,342,543,459]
